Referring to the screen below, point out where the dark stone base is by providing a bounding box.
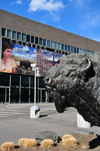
[36,131,61,144]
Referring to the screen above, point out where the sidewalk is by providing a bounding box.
[0,103,8,109]
[0,103,100,146]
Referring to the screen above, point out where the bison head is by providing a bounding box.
[44,52,100,126]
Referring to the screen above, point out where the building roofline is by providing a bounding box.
[0,9,100,44]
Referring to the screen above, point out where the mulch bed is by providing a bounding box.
[1,133,100,151]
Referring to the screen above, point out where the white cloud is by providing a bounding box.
[76,0,92,7]
[28,0,64,13]
[76,0,84,7]
[15,0,22,4]
[12,47,22,52]
[42,13,61,22]
[23,46,31,52]
[52,13,60,21]
[34,49,37,53]
[81,12,100,29]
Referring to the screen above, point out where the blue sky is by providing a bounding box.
[0,0,100,42]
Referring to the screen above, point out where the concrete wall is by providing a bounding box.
[0,9,100,52]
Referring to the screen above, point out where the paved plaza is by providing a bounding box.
[0,103,100,145]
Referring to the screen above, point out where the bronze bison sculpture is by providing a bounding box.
[44,52,100,126]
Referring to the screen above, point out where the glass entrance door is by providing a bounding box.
[10,86,19,103]
[21,88,29,103]
[0,87,10,103]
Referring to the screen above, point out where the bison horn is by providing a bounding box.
[81,56,91,72]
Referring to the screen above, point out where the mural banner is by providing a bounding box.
[1,38,65,76]
[1,38,37,75]
[37,49,63,77]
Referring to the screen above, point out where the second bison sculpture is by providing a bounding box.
[44,52,100,126]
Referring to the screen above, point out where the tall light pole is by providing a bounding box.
[30,63,40,118]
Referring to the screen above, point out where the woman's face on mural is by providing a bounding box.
[3,49,12,58]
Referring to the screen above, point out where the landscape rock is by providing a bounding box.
[36,131,61,144]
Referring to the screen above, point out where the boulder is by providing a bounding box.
[36,131,61,144]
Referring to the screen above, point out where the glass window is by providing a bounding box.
[51,41,54,48]
[21,88,29,103]
[30,77,34,87]
[85,50,89,55]
[68,45,70,52]
[54,42,58,49]
[58,43,61,50]
[2,28,6,36]
[11,75,20,86]
[31,36,34,43]
[47,40,50,47]
[30,77,39,87]
[79,48,83,53]
[7,29,11,38]
[43,39,46,46]
[88,50,91,55]
[74,47,76,53]
[12,31,16,39]
[39,38,42,45]
[61,44,64,50]
[35,37,38,44]
[21,76,29,87]
[0,74,9,86]
[65,45,67,51]
[77,48,79,53]
[71,46,73,52]
[22,33,26,41]
[26,35,30,42]
[17,32,21,40]
[39,77,45,88]
[82,49,85,53]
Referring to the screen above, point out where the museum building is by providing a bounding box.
[0,9,100,104]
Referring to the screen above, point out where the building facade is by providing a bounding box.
[0,9,100,104]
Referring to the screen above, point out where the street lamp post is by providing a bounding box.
[30,63,40,118]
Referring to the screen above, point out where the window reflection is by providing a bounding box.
[68,45,70,52]
[27,35,30,42]
[71,46,73,52]
[7,29,11,38]
[31,36,34,43]
[74,47,76,53]
[21,76,29,87]
[77,48,79,53]
[22,33,26,41]
[51,41,54,48]
[17,32,21,40]
[65,45,67,51]
[47,40,50,47]
[54,42,58,49]
[61,44,64,50]
[43,39,46,46]
[35,37,38,44]
[12,31,17,39]
[39,38,42,45]
[58,43,61,50]
[2,28,6,36]
[0,74,9,86]
[11,75,19,86]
